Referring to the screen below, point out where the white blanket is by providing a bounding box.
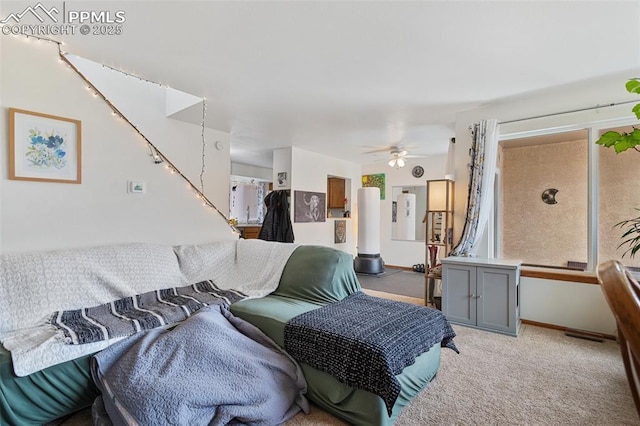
[174,239,299,299]
[1,240,298,377]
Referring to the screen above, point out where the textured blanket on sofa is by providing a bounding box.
[92,305,309,426]
[50,281,246,345]
[1,240,298,377]
[284,291,458,416]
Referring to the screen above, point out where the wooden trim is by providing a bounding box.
[521,267,600,285]
[522,263,583,271]
[522,319,616,341]
[522,319,565,332]
[384,264,414,271]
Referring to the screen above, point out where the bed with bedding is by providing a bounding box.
[0,240,457,426]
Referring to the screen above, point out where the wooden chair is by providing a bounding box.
[597,260,640,418]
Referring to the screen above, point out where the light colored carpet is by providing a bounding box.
[60,302,638,425]
[284,323,637,426]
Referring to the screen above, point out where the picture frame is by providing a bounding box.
[277,171,287,187]
[334,220,346,244]
[8,108,82,184]
[362,173,385,200]
[294,190,326,222]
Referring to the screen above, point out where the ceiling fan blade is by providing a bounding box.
[363,147,395,154]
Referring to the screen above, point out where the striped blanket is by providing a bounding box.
[50,281,246,345]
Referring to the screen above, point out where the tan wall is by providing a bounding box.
[598,145,640,268]
[502,140,588,266]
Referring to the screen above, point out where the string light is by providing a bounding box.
[98,62,168,88]
[200,98,207,193]
[14,33,238,234]
[148,144,163,164]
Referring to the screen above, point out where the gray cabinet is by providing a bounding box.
[441,257,521,336]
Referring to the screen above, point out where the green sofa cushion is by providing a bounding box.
[230,295,321,347]
[273,245,361,304]
[0,345,99,425]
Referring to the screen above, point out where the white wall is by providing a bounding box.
[1,37,236,253]
[290,147,361,254]
[68,54,231,212]
[362,155,446,267]
[231,162,272,182]
[520,278,616,335]
[272,147,292,190]
[452,71,640,334]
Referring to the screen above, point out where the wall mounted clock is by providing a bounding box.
[412,166,424,178]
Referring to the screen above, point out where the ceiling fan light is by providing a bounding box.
[388,158,397,167]
[397,158,406,168]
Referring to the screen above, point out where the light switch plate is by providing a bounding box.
[128,180,146,194]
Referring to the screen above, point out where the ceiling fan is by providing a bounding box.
[387,149,408,168]
[362,145,423,168]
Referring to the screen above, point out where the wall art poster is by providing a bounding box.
[362,173,385,200]
[334,219,346,243]
[277,171,287,187]
[294,190,326,222]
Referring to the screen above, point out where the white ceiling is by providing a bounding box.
[7,1,640,168]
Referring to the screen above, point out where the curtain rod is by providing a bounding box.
[498,99,637,125]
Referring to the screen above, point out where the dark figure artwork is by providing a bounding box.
[294,191,326,223]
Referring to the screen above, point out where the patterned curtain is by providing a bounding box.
[450,119,499,257]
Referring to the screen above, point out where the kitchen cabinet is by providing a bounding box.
[441,257,522,336]
[238,226,261,239]
[327,178,346,209]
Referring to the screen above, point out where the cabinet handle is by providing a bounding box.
[470,294,476,298]
[476,295,482,299]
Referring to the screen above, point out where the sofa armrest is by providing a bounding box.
[273,245,361,304]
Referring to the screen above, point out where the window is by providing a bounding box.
[498,121,640,271]
[500,130,588,269]
[598,125,640,271]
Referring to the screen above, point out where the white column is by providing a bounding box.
[357,187,380,255]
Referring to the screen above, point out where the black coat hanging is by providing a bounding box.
[258,190,294,243]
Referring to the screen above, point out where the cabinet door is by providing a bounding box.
[476,267,517,334]
[442,264,476,326]
[327,178,345,209]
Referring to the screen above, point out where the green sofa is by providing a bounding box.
[230,245,442,426]
[0,243,442,425]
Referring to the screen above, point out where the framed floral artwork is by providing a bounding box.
[9,108,82,184]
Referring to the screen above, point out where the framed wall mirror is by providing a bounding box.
[391,186,427,241]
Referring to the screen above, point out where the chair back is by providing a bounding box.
[597,260,640,418]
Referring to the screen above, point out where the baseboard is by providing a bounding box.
[520,319,616,341]
[383,264,414,271]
